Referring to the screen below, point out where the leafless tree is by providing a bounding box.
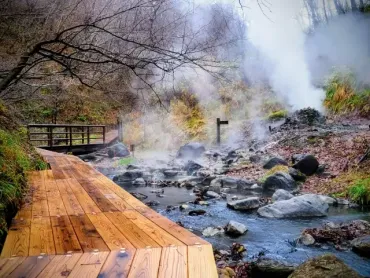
[0,0,232,105]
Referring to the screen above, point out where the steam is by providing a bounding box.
[244,0,324,111]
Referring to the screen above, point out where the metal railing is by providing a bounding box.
[27,124,106,148]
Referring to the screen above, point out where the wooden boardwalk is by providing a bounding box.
[0,149,217,277]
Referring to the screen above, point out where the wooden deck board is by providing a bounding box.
[0,149,217,277]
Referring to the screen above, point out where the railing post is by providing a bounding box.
[103,126,106,144]
[87,126,90,145]
[82,127,85,144]
[50,127,53,147]
[65,127,68,145]
[69,126,72,147]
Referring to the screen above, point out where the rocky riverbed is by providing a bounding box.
[84,108,370,277]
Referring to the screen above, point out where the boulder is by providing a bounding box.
[257,194,329,219]
[299,233,315,246]
[225,220,248,236]
[163,170,179,177]
[272,189,294,202]
[113,170,143,182]
[250,259,296,278]
[209,177,255,193]
[184,161,203,175]
[317,195,336,205]
[292,155,319,176]
[107,143,130,158]
[132,178,146,186]
[202,227,224,237]
[177,142,205,159]
[263,172,297,192]
[250,155,262,163]
[263,157,288,169]
[351,235,370,258]
[205,191,221,199]
[227,197,261,211]
[288,254,362,278]
[288,168,306,182]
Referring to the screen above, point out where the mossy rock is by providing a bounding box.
[288,254,362,278]
[266,110,288,121]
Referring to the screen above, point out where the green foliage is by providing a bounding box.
[348,178,370,205]
[0,127,47,247]
[324,72,370,117]
[266,110,288,121]
[116,157,135,166]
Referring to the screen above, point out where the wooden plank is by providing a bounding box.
[38,253,82,278]
[47,191,68,216]
[66,179,101,214]
[8,255,54,278]
[86,213,135,251]
[32,190,49,218]
[127,248,161,278]
[45,180,59,193]
[97,176,149,212]
[1,220,30,257]
[99,249,136,278]
[68,251,109,278]
[122,210,184,247]
[51,216,82,254]
[158,246,187,278]
[56,180,85,215]
[78,179,119,212]
[142,209,209,246]
[0,257,25,276]
[104,212,160,249]
[29,216,55,256]
[44,170,54,182]
[188,244,218,278]
[69,215,109,252]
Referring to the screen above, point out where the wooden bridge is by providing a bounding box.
[0,149,217,277]
[27,124,119,154]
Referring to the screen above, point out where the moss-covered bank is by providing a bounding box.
[0,102,47,250]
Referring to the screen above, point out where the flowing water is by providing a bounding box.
[113,178,370,276]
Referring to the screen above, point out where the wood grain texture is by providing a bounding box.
[67,179,101,214]
[38,253,82,278]
[47,191,68,216]
[188,244,218,278]
[158,246,187,278]
[127,248,162,278]
[68,251,109,278]
[69,215,109,252]
[99,249,136,278]
[29,216,56,256]
[0,257,25,276]
[8,255,54,278]
[51,216,82,254]
[122,210,184,247]
[104,212,160,249]
[87,213,134,251]
[1,222,30,257]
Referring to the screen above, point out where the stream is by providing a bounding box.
[109,177,370,276]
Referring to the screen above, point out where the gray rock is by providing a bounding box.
[317,195,336,205]
[257,194,329,219]
[113,170,143,182]
[288,168,306,182]
[263,157,288,169]
[202,226,224,237]
[250,259,296,278]
[292,154,319,176]
[251,184,262,190]
[227,197,261,211]
[163,170,179,177]
[336,198,350,205]
[205,191,221,199]
[107,143,130,158]
[272,189,294,202]
[225,220,248,236]
[249,155,262,163]
[177,142,205,159]
[299,233,315,246]
[351,235,370,258]
[263,172,297,192]
[132,178,146,186]
[184,161,203,175]
[288,254,362,278]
